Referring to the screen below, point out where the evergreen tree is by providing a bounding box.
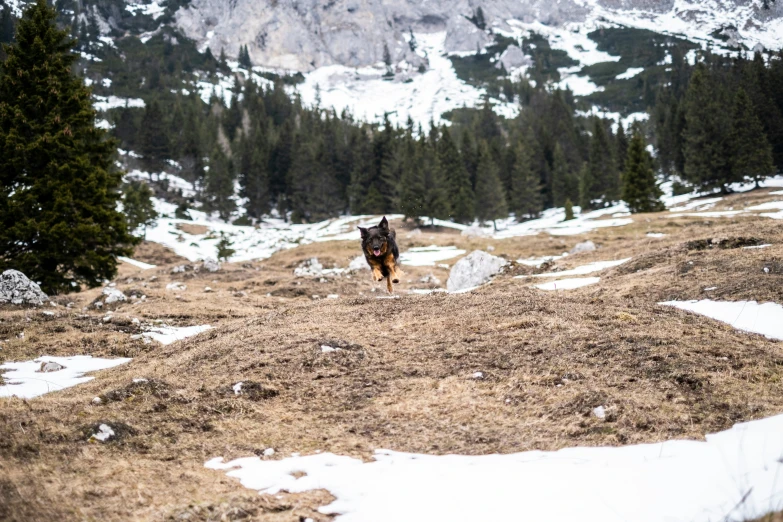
[508,139,542,219]
[0,6,14,45]
[729,87,774,186]
[586,118,619,206]
[203,146,236,220]
[437,127,474,223]
[239,125,271,218]
[550,142,577,207]
[398,137,426,223]
[563,198,575,221]
[123,180,158,238]
[238,44,253,69]
[420,137,450,224]
[474,141,507,230]
[578,162,594,210]
[682,65,734,192]
[216,233,235,262]
[0,0,136,293]
[621,131,664,213]
[138,100,170,175]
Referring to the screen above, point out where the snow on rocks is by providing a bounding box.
[0,269,49,306]
[659,300,783,341]
[294,258,344,277]
[400,246,466,267]
[533,277,601,291]
[166,282,187,291]
[206,412,783,522]
[141,325,213,345]
[89,424,116,443]
[446,251,506,293]
[102,286,127,304]
[201,258,221,273]
[569,241,596,254]
[0,356,131,399]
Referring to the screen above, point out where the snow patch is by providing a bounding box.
[206,411,783,522]
[659,300,783,341]
[141,325,213,345]
[0,356,131,399]
[533,277,600,290]
[399,246,466,267]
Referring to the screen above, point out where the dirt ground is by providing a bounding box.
[2,189,783,521]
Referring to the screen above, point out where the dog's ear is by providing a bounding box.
[379,216,388,231]
[358,226,369,239]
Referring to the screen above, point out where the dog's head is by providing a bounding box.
[358,217,390,258]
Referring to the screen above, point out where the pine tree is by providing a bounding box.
[239,126,271,218]
[437,127,474,223]
[398,137,426,223]
[238,44,253,69]
[474,141,507,230]
[729,87,775,187]
[578,162,594,210]
[508,140,542,219]
[586,118,619,206]
[216,233,235,262]
[550,142,577,207]
[123,180,159,238]
[563,198,575,221]
[138,100,170,176]
[204,146,237,221]
[421,137,450,224]
[621,131,664,213]
[0,0,136,293]
[682,65,734,192]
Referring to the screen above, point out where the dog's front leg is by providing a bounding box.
[371,266,384,282]
[386,275,393,294]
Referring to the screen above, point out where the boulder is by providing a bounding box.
[569,240,596,254]
[446,251,506,292]
[102,287,127,304]
[294,257,324,277]
[0,270,49,306]
[201,258,221,272]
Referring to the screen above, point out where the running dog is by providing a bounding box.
[358,217,401,293]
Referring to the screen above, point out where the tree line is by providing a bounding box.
[654,50,783,193]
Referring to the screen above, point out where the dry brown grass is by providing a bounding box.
[2,190,783,520]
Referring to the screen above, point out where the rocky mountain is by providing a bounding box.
[174,0,783,72]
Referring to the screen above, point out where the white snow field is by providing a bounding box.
[399,246,466,267]
[659,300,783,341]
[141,325,213,345]
[532,277,601,290]
[293,32,518,129]
[206,411,783,522]
[0,356,131,399]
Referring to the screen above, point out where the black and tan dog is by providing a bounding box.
[358,217,401,293]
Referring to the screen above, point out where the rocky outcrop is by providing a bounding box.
[446,250,506,292]
[0,270,49,306]
[173,0,781,72]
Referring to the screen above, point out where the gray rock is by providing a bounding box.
[570,240,596,254]
[102,287,127,304]
[201,258,221,272]
[446,250,506,292]
[495,45,530,71]
[40,361,65,373]
[0,270,49,306]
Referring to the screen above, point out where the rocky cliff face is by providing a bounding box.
[174,0,783,72]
